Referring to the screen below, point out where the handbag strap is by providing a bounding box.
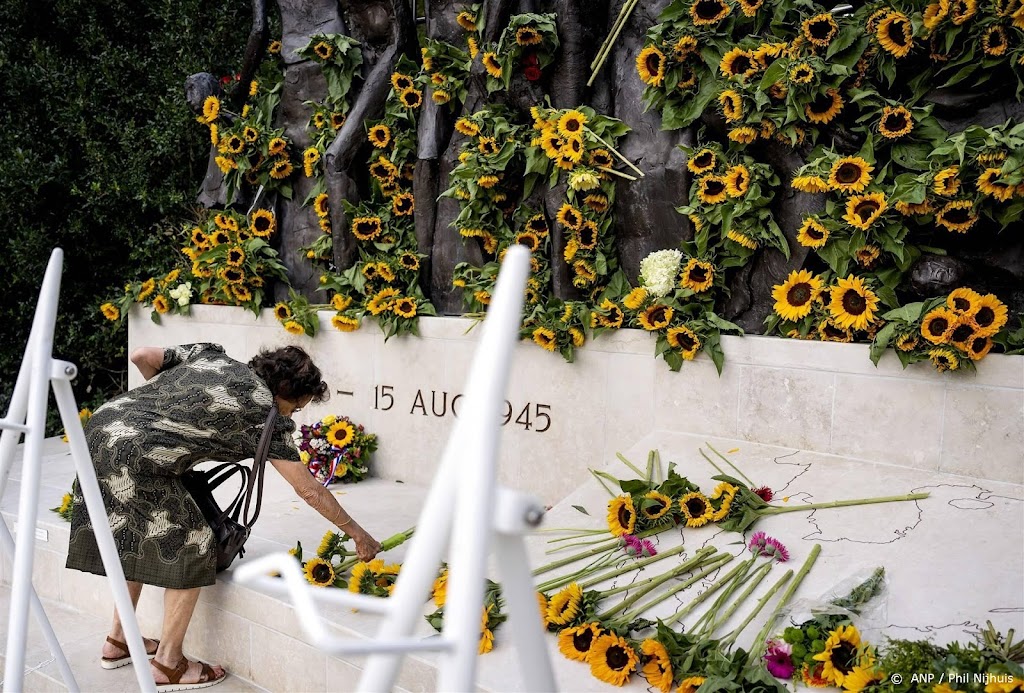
[241,405,278,528]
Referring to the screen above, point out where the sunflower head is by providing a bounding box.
[811,625,863,687]
[679,491,714,527]
[829,275,879,331]
[797,217,830,248]
[719,48,760,79]
[698,174,729,204]
[691,0,731,25]
[304,557,336,587]
[607,495,637,536]
[803,13,839,46]
[687,148,718,175]
[640,639,673,692]
[877,12,914,57]
[545,583,583,627]
[773,269,823,322]
[935,200,977,233]
[636,46,667,86]
[879,105,914,139]
[588,633,639,686]
[558,623,603,662]
[804,89,844,124]
[843,192,888,230]
[972,293,1008,336]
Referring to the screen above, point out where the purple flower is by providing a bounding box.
[621,534,642,556]
[749,532,789,562]
[763,640,795,679]
[748,531,768,552]
[638,539,657,557]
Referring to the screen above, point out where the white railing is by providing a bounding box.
[0,249,157,693]
[233,245,557,692]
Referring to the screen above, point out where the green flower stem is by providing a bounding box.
[620,553,733,622]
[705,443,755,488]
[589,0,631,69]
[653,450,663,485]
[578,542,688,590]
[722,568,793,650]
[664,557,749,626]
[597,547,718,620]
[760,493,930,515]
[590,468,616,497]
[536,541,619,574]
[538,527,607,535]
[543,524,665,556]
[616,452,647,480]
[747,544,821,667]
[598,166,638,182]
[537,551,617,592]
[335,527,415,575]
[703,561,773,637]
[645,452,655,485]
[587,0,639,86]
[699,448,727,478]
[584,127,645,178]
[690,557,755,634]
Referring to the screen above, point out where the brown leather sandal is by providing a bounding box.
[100,635,159,670]
[152,657,227,691]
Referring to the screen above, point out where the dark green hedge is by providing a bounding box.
[0,0,257,429]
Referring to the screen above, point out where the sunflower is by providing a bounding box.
[678,676,707,693]
[879,105,914,138]
[811,625,864,686]
[217,266,245,285]
[641,491,673,521]
[719,48,759,79]
[947,287,981,314]
[349,217,384,243]
[455,118,481,138]
[691,0,731,25]
[711,482,739,520]
[511,231,540,253]
[803,13,839,46]
[829,157,873,194]
[274,303,292,321]
[220,133,244,155]
[624,287,649,310]
[304,557,336,587]
[895,332,919,351]
[698,174,729,204]
[386,192,412,217]
[920,306,957,343]
[331,294,353,312]
[769,81,789,100]
[332,314,360,332]
[558,623,603,662]
[679,492,714,527]
[526,214,550,237]
[726,229,759,250]
[829,275,878,331]
[843,192,887,229]
[589,149,614,169]
[532,327,557,352]
[673,35,699,58]
[390,297,416,319]
[151,294,170,313]
[843,665,885,692]
[773,269,823,321]
[928,347,960,372]
[895,199,933,215]
[99,302,120,321]
[877,12,913,57]
[367,124,391,148]
[933,166,961,196]
[804,89,844,124]
[589,633,639,687]
[637,639,673,693]
[368,287,401,316]
[792,175,829,193]
[561,137,585,164]
[738,0,764,16]
[432,89,451,104]
[947,316,978,349]
[270,159,293,180]
[982,26,1009,55]
[924,0,951,28]
[569,328,585,347]
[399,88,423,108]
[967,335,993,360]
[574,260,598,283]
[546,583,583,627]
[718,89,744,122]
[638,304,674,331]
[972,294,1008,336]
[935,200,978,233]
[226,246,246,267]
[326,420,355,448]
[556,110,588,139]
[607,495,637,536]
[516,26,542,46]
[687,148,717,174]
[482,52,503,78]
[796,217,830,248]
[790,62,814,83]
[728,127,758,144]
[951,0,977,24]
[855,244,881,268]
[636,46,667,86]
[209,229,231,246]
[571,221,597,251]
[977,168,1016,202]
[556,203,583,229]
[723,164,750,198]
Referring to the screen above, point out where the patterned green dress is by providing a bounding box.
[66,343,300,589]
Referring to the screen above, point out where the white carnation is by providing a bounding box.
[639,249,683,298]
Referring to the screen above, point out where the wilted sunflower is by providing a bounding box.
[640,639,673,693]
[587,149,614,170]
[679,491,714,527]
[972,293,1009,336]
[681,258,715,292]
[576,220,599,250]
[768,81,789,100]
[935,200,977,233]
[803,13,839,46]
[639,304,674,331]
[607,495,637,536]
[546,583,583,627]
[482,52,503,78]
[879,105,914,138]
[674,35,699,58]
[556,203,583,229]
[569,328,585,347]
[456,10,476,30]
[829,157,873,194]
[829,275,879,331]
[532,327,557,352]
[877,12,913,57]
[773,269,823,322]
[558,623,603,662]
[818,320,853,342]
[399,88,423,108]
[797,217,830,248]
[982,25,1009,55]
[636,46,667,86]
[921,306,957,343]
[855,245,881,268]
[726,229,759,250]
[967,335,993,360]
[304,557,336,587]
[947,287,982,314]
[100,302,120,321]
[738,0,765,17]
[951,0,977,24]
[927,347,960,371]
[804,89,844,124]
[933,166,961,196]
[977,168,1016,202]
[718,89,743,122]
[273,302,292,321]
[589,633,639,687]
[623,287,649,310]
[843,192,887,229]
[392,192,415,217]
[790,62,814,83]
[687,148,717,174]
[792,175,829,193]
[367,288,400,316]
[516,26,542,46]
[368,124,391,148]
[728,126,758,144]
[895,332,919,351]
[698,174,729,204]
[691,0,731,25]
[719,48,760,79]
[725,164,751,197]
[351,216,383,241]
[667,325,702,359]
[574,260,598,283]
[923,0,951,28]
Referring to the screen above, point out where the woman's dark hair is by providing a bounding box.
[249,346,329,403]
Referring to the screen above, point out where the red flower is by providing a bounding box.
[754,486,774,502]
[524,66,542,81]
[523,52,539,66]
[219,75,232,85]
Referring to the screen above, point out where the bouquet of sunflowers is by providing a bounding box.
[297,414,378,485]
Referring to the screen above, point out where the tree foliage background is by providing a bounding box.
[0,0,255,428]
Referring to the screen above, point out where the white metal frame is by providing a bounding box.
[0,248,157,693]
[233,245,557,692]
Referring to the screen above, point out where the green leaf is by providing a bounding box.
[571,504,589,516]
[869,323,897,366]
[881,301,925,323]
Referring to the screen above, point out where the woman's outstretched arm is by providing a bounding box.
[270,457,382,561]
[130,347,166,381]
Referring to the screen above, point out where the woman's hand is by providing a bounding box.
[351,528,382,562]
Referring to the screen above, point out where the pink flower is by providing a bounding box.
[638,539,657,557]
[763,640,795,679]
[749,532,789,562]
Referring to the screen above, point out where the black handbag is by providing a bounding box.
[182,406,277,572]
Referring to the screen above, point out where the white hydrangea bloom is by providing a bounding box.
[639,249,683,298]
